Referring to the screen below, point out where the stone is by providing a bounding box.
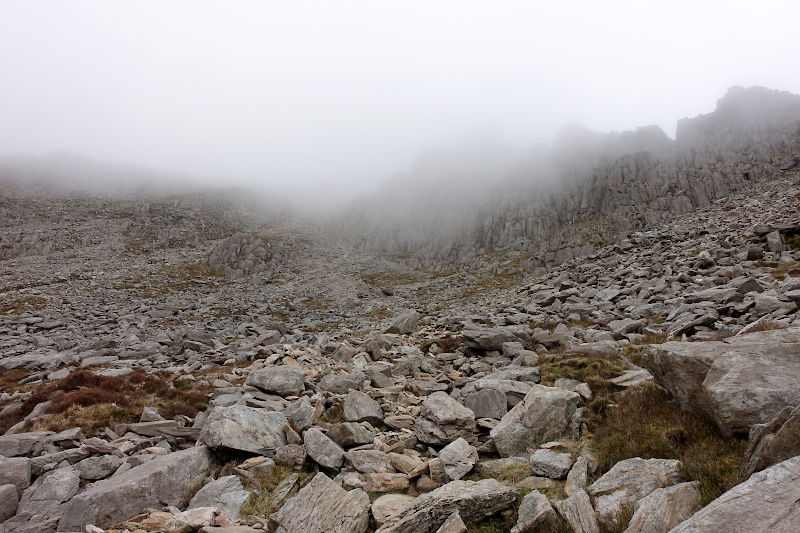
[57,446,212,531]
[304,427,344,470]
[529,448,573,479]
[414,392,476,445]
[319,372,366,394]
[17,465,80,518]
[741,405,800,477]
[375,479,517,533]
[566,456,588,495]
[587,457,682,528]
[555,489,600,533]
[473,456,530,479]
[435,511,467,533]
[643,328,800,436]
[0,456,31,496]
[0,431,53,458]
[199,404,288,455]
[74,454,122,480]
[624,481,701,533]
[669,456,800,532]
[188,475,250,520]
[0,483,19,522]
[274,443,307,468]
[385,310,420,335]
[388,452,426,475]
[270,472,370,533]
[462,327,524,351]
[245,366,305,396]
[766,230,785,253]
[462,388,507,419]
[371,494,417,526]
[490,384,579,457]
[511,490,560,533]
[343,391,383,425]
[346,450,393,473]
[438,438,478,481]
[363,473,410,492]
[327,422,374,448]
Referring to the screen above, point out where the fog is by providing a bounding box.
[2,1,800,210]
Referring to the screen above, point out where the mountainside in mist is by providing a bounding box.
[341,86,800,270]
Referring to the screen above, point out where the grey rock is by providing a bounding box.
[741,405,800,478]
[0,483,19,522]
[319,372,366,394]
[371,494,416,527]
[200,404,289,455]
[438,438,478,481]
[271,472,370,533]
[462,327,524,351]
[245,366,305,396]
[57,446,212,531]
[435,511,467,533]
[375,479,517,533]
[327,423,374,448]
[345,450,393,473]
[0,457,31,496]
[669,456,800,532]
[529,448,573,479]
[462,388,507,419]
[385,310,420,335]
[490,384,579,457]
[414,392,476,445]
[343,391,383,425]
[555,489,600,533]
[624,481,700,533]
[74,454,122,480]
[188,475,250,520]
[511,490,560,533]
[566,456,588,496]
[304,427,345,470]
[587,457,682,528]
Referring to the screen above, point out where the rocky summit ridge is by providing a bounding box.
[1,86,800,532]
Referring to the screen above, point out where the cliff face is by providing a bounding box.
[340,86,800,269]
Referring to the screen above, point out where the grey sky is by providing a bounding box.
[1,1,799,204]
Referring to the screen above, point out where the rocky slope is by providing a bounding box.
[2,89,800,532]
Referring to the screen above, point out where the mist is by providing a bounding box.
[2,1,800,210]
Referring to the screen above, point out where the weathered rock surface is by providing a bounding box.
[200,405,289,455]
[669,456,800,532]
[511,490,560,533]
[414,392,476,445]
[624,481,700,533]
[741,405,800,477]
[438,438,478,481]
[270,473,370,533]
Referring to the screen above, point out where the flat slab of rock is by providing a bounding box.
[490,384,579,457]
[305,427,344,470]
[375,479,517,533]
[438,438,478,481]
[189,475,250,520]
[200,404,288,455]
[669,456,800,532]
[371,494,417,526]
[57,446,211,531]
[271,472,370,533]
[741,405,800,477]
[643,328,800,436]
[555,489,599,533]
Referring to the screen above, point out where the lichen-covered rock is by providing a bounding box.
[199,405,288,455]
[415,392,476,445]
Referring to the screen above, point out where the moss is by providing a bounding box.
[0,296,47,315]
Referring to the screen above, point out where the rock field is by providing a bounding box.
[2,86,800,532]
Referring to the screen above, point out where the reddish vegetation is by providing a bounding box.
[0,369,211,434]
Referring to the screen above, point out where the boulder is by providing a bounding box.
[188,475,251,520]
[57,446,212,531]
[345,450,393,474]
[643,328,800,436]
[74,454,122,480]
[435,511,467,533]
[371,494,416,526]
[327,423,374,448]
[624,481,700,533]
[0,457,31,496]
[245,366,305,396]
[510,490,560,533]
[270,472,370,533]
[304,427,344,470]
[438,438,478,481]
[343,391,384,425]
[529,449,573,479]
[555,489,599,533]
[462,388,507,419]
[17,465,80,519]
[462,327,524,351]
[490,385,579,457]
[319,372,366,394]
[375,479,517,533]
[0,483,19,522]
[669,456,800,532]
[384,310,420,335]
[0,431,53,458]
[741,405,800,477]
[200,404,288,455]
[587,458,682,528]
[415,392,476,445]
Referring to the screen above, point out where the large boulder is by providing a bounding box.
[245,366,306,396]
[304,427,345,470]
[669,455,800,532]
[555,489,599,533]
[587,458,682,529]
[371,494,417,527]
[462,327,525,351]
[624,481,701,533]
[270,472,370,533]
[188,475,251,520]
[0,457,31,496]
[511,490,560,533]
[414,392,476,445]
[343,391,384,425]
[643,328,800,436]
[384,310,420,335]
[57,446,212,531]
[490,385,579,457]
[375,479,517,533]
[438,438,478,481]
[741,405,800,477]
[200,404,289,455]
